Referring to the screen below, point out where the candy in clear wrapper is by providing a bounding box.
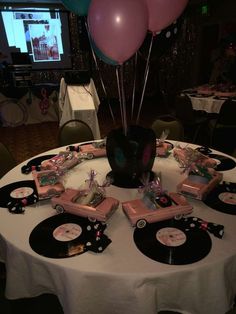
[173,145,217,173]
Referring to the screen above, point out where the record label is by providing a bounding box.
[10,187,34,199]
[134,219,212,265]
[53,223,82,242]
[218,192,236,205]
[156,227,186,247]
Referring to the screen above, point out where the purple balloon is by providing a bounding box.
[88,0,148,64]
[146,0,189,34]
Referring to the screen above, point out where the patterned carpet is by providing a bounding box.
[0,109,116,164]
[0,121,59,164]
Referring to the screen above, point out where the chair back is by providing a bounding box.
[216,99,236,126]
[211,99,236,154]
[0,142,16,178]
[175,94,196,124]
[58,119,94,146]
[151,115,185,141]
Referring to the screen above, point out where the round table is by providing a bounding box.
[187,94,226,114]
[0,141,236,314]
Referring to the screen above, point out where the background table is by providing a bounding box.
[0,142,236,314]
[59,78,101,139]
[0,84,59,127]
[188,94,226,114]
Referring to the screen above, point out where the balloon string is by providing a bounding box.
[131,52,138,121]
[116,67,124,131]
[84,19,116,124]
[136,34,154,124]
[119,65,128,135]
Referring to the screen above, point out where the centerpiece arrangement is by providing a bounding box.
[60,0,189,186]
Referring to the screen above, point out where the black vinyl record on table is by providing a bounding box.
[133,219,212,265]
[195,147,236,171]
[29,213,89,258]
[21,154,57,174]
[208,153,236,171]
[0,180,38,208]
[204,182,236,215]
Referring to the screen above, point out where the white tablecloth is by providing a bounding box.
[1,142,236,314]
[188,95,225,114]
[59,78,101,139]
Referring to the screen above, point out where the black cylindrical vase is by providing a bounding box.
[106,125,156,188]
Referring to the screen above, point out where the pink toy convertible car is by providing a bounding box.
[51,188,119,222]
[177,170,223,200]
[32,170,65,200]
[67,140,107,158]
[122,192,193,228]
[173,146,217,169]
[79,143,106,158]
[41,151,79,172]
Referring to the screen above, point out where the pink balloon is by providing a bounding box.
[88,0,148,64]
[146,0,188,34]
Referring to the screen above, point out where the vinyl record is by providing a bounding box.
[29,213,89,258]
[0,180,38,208]
[204,181,236,215]
[21,154,57,174]
[208,154,236,171]
[133,219,212,265]
[195,148,235,171]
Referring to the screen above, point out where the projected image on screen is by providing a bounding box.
[29,23,60,62]
[0,7,72,70]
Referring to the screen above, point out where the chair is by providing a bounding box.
[58,119,94,146]
[209,99,236,155]
[174,94,210,144]
[151,114,185,141]
[232,148,236,158]
[0,142,16,178]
